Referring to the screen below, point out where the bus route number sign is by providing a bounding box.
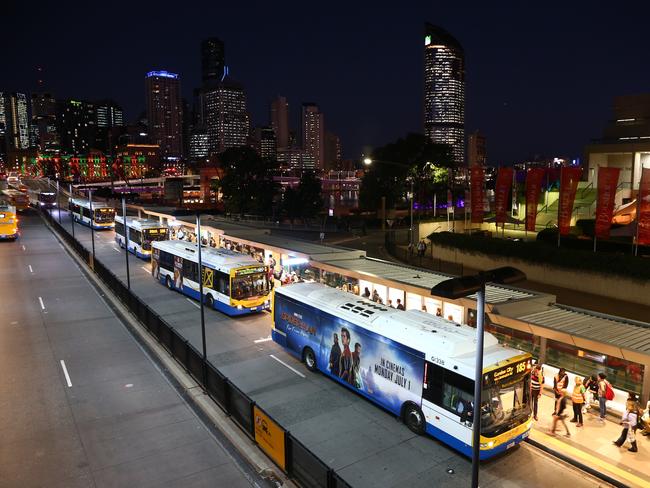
[484,359,528,387]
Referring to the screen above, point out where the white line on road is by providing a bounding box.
[141,266,150,273]
[38,296,45,310]
[113,247,121,253]
[269,354,306,378]
[28,265,33,273]
[254,336,272,343]
[186,298,201,309]
[60,360,72,387]
[21,245,26,251]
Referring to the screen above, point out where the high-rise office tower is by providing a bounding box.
[31,93,59,153]
[203,78,249,155]
[270,96,289,150]
[324,131,341,171]
[301,103,324,170]
[257,126,277,160]
[145,70,183,159]
[6,93,31,151]
[0,93,8,161]
[201,38,225,85]
[424,23,465,166]
[95,100,124,128]
[189,128,210,161]
[467,130,486,167]
[56,99,97,154]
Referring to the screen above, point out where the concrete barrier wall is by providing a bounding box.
[429,242,650,306]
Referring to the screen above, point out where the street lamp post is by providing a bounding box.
[122,195,131,290]
[431,266,526,488]
[70,183,75,238]
[56,179,61,224]
[88,188,96,261]
[196,212,208,385]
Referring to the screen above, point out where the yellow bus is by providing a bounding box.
[0,204,19,240]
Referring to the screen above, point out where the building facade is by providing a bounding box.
[145,70,183,160]
[467,130,486,167]
[6,93,31,151]
[203,78,249,155]
[56,99,96,155]
[301,103,324,170]
[201,37,225,85]
[270,96,289,150]
[189,129,210,161]
[31,93,59,154]
[258,126,277,161]
[324,131,341,171]
[424,23,465,166]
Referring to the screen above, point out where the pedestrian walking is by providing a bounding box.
[550,389,570,437]
[614,397,639,452]
[417,239,426,257]
[570,377,586,426]
[530,364,544,421]
[598,372,613,421]
[553,368,569,413]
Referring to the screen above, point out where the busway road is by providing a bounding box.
[0,209,268,488]
[50,207,608,488]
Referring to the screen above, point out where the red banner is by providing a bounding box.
[495,167,513,224]
[525,168,545,231]
[470,166,484,223]
[558,167,582,235]
[638,168,650,246]
[594,167,620,239]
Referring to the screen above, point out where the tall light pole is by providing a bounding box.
[69,183,75,238]
[196,212,208,385]
[431,267,526,488]
[122,195,131,289]
[88,188,96,261]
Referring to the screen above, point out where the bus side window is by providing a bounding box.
[441,370,474,419]
[423,361,444,405]
[216,271,229,295]
[115,221,124,236]
[159,250,174,271]
[129,228,141,245]
[182,258,199,282]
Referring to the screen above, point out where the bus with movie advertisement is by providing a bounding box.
[272,282,533,459]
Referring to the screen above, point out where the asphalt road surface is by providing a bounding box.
[0,210,267,488]
[40,206,609,488]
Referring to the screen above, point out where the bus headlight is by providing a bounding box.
[237,305,243,310]
[264,300,269,306]
[480,441,495,449]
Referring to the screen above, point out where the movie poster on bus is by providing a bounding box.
[595,167,620,239]
[174,256,183,289]
[494,167,514,224]
[318,315,424,412]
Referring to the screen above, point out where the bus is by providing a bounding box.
[114,216,169,259]
[0,203,19,240]
[272,282,533,460]
[151,240,271,316]
[68,198,115,229]
[28,189,57,209]
[2,189,29,211]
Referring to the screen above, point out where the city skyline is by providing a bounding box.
[4,4,650,164]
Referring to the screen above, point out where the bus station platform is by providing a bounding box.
[530,392,649,488]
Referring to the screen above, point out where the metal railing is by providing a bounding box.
[43,208,353,488]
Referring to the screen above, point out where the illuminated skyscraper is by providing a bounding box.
[424,23,465,165]
[203,77,249,154]
[56,99,96,154]
[31,93,59,153]
[301,103,324,170]
[6,93,30,150]
[145,70,183,159]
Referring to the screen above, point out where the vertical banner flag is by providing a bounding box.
[470,166,484,223]
[594,167,620,239]
[447,189,453,214]
[495,167,514,224]
[525,168,545,231]
[638,167,650,246]
[558,166,582,235]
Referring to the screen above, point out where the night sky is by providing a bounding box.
[4,2,650,164]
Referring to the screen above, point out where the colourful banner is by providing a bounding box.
[525,168,545,231]
[594,167,620,239]
[558,167,582,236]
[470,166,484,223]
[638,168,650,246]
[495,167,514,224]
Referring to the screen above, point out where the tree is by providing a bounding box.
[359,133,454,211]
[280,171,323,223]
[219,147,279,216]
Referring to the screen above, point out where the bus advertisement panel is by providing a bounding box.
[273,294,424,414]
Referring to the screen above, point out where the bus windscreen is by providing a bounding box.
[232,271,268,300]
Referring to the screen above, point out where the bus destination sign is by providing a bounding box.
[237,266,266,276]
[483,358,530,387]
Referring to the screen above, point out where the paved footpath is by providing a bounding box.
[0,210,267,488]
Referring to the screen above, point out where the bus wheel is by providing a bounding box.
[205,294,214,308]
[166,276,173,290]
[403,403,425,435]
[303,347,317,372]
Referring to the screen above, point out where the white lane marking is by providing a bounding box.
[38,296,45,310]
[269,354,306,378]
[21,245,26,251]
[141,266,150,273]
[254,336,272,343]
[60,360,72,387]
[28,265,33,273]
[113,247,121,253]
[186,298,201,309]
[125,383,134,388]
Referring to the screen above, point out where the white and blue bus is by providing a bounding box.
[272,282,533,460]
[151,240,271,316]
[69,198,115,230]
[114,216,169,259]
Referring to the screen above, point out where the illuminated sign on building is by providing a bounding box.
[145,70,179,79]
